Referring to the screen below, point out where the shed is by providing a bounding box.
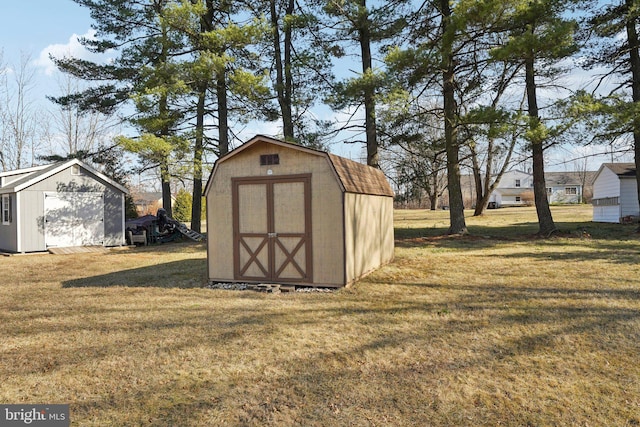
[0,159,129,253]
[204,135,395,288]
[592,163,639,223]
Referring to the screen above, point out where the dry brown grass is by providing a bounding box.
[1,206,639,426]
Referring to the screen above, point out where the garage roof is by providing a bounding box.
[0,159,129,194]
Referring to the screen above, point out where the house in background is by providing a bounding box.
[545,171,593,204]
[131,192,177,216]
[488,170,592,208]
[592,163,639,223]
[205,135,394,288]
[489,170,534,207]
[133,192,162,215]
[0,159,128,253]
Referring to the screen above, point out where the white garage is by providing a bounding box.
[0,159,128,253]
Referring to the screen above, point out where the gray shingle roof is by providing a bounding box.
[603,163,636,178]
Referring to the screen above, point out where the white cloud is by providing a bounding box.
[34,29,108,75]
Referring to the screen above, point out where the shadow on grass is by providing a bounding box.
[395,220,640,249]
[62,259,207,289]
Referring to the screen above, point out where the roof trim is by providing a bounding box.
[0,159,129,194]
[0,164,50,178]
[204,134,394,197]
[593,162,637,184]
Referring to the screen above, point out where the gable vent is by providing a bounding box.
[260,154,280,166]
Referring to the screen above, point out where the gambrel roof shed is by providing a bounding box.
[204,135,395,287]
[0,159,128,253]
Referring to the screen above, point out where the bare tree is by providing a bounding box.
[45,73,119,157]
[0,53,40,171]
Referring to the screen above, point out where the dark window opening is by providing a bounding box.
[260,154,280,166]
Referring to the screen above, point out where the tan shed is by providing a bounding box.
[204,135,394,288]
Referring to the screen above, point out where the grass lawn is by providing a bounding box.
[1,205,639,426]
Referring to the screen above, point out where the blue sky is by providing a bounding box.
[2,1,93,90]
[3,1,91,56]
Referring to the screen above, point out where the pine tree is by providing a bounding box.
[491,0,579,236]
[51,0,189,217]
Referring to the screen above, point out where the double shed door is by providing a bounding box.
[232,175,312,283]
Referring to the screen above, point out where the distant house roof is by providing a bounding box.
[545,171,596,186]
[133,192,164,204]
[0,159,129,195]
[206,134,394,197]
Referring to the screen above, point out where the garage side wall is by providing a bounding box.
[0,193,18,252]
[620,178,640,219]
[207,142,345,286]
[343,193,394,284]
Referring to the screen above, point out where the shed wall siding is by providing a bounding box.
[103,191,125,246]
[19,190,45,252]
[620,178,640,218]
[592,168,620,199]
[593,205,620,223]
[343,193,394,284]
[592,168,622,222]
[0,193,18,252]
[207,142,345,285]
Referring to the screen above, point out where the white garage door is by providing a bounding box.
[44,192,105,248]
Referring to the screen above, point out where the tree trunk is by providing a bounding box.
[358,0,378,167]
[271,0,294,140]
[471,147,485,216]
[625,2,640,229]
[429,193,438,210]
[158,78,172,217]
[440,0,467,234]
[217,73,229,156]
[190,81,207,233]
[525,55,555,236]
[160,160,172,217]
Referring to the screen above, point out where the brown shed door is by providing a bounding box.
[233,175,312,283]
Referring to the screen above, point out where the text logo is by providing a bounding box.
[1,405,69,427]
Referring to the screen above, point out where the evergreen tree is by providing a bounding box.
[162,0,271,232]
[322,0,409,167]
[491,0,580,236]
[51,0,190,217]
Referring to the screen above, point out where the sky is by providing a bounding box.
[0,1,634,174]
[2,1,92,82]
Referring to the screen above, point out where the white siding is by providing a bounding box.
[593,205,620,223]
[592,168,620,199]
[620,178,640,218]
[496,170,534,189]
[592,166,636,223]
